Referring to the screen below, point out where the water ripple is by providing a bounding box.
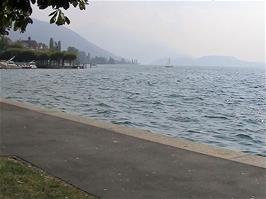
[1,65,265,156]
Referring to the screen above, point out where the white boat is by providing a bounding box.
[28,61,37,69]
[19,61,37,69]
[164,57,173,68]
[0,57,21,69]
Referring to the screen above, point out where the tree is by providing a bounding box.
[50,51,63,67]
[0,48,36,62]
[63,52,77,67]
[0,48,22,60]
[6,41,24,49]
[0,36,12,51]
[67,46,79,53]
[37,51,49,67]
[1,0,89,35]
[18,50,36,62]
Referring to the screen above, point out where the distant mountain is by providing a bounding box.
[152,55,265,68]
[9,19,117,58]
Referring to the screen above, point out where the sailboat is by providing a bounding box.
[164,57,173,68]
[0,56,20,69]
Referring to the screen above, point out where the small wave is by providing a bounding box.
[96,102,111,108]
[96,109,112,114]
[122,78,131,81]
[98,87,111,91]
[133,99,147,103]
[206,140,220,144]
[167,94,182,98]
[258,153,266,157]
[204,115,228,120]
[112,120,132,125]
[236,134,253,140]
[253,139,264,144]
[169,116,196,123]
[147,81,157,86]
[243,118,261,125]
[183,97,204,101]
[187,130,201,134]
[151,101,164,105]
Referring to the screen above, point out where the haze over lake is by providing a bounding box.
[29,1,265,64]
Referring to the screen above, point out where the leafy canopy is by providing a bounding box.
[0,0,89,35]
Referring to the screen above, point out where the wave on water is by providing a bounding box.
[96,102,112,108]
[235,134,254,140]
[204,115,229,120]
[1,65,265,156]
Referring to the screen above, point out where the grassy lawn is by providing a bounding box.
[0,157,97,199]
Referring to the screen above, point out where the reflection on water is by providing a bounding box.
[1,65,265,156]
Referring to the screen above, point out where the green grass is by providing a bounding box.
[0,157,97,199]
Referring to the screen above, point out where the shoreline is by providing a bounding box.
[1,98,265,168]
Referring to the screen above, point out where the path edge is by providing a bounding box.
[1,98,265,168]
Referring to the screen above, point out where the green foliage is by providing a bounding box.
[50,51,64,60]
[0,37,130,66]
[0,48,22,60]
[37,51,49,60]
[64,52,77,60]
[0,0,89,35]
[19,50,36,61]
[8,41,24,49]
[0,48,36,62]
[0,37,79,68]
[67,46,79,53]
[0,36,11,51]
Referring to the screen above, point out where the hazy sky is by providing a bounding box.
[32,1,265,63]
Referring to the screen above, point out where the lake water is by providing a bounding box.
[1,65,265,156]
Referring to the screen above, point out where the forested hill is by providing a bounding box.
[8,18,116,58]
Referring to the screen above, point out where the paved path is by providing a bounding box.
[1,102,265,199]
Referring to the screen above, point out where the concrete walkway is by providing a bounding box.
[1,101,265,199]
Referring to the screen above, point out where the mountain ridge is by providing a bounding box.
[8,19,117,59]
[152,55,265,68]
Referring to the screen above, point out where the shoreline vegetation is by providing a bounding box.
[0,156,97,199]
[0,36,138,69]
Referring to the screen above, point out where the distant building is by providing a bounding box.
[20,37,48,50]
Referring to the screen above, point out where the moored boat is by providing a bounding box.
[17,61,37,69]
[0,57,21,69]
